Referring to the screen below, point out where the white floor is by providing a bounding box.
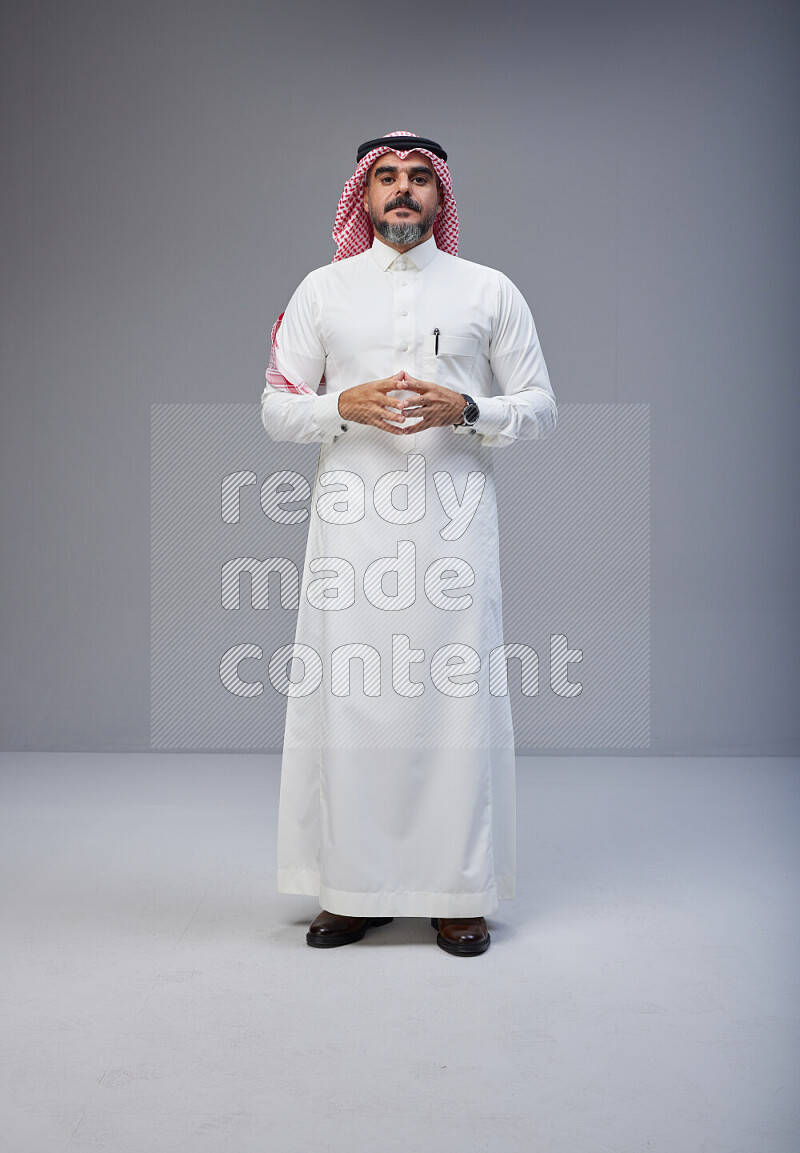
[0,753,798,1153]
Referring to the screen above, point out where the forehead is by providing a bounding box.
[367,150,436,179]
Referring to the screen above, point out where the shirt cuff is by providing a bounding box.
[314,392,350,440]
[452,396,506,438]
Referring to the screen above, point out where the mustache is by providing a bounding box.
[384,194,422,213]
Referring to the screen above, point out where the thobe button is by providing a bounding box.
[470,428,476,435]
[400,280,408,286]
[401,309,408,316]
[400,344,408,351]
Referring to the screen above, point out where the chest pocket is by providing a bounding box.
[422,333,481,389]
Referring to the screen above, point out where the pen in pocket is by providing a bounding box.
[433,327,440,355]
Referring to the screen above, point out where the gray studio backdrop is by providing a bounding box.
[1,0,797,754]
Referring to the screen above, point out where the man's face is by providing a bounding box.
[363,151,443,250]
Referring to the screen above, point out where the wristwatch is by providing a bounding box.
[458,394,480,426]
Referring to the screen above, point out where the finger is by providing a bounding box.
[400,376,435,391]
[365,407,402,430]
[377,406,406,425]
[378,418,406,434]
[379,398,407,415]
[401,413,434,432]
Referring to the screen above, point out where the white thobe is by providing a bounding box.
[260,234,556,917]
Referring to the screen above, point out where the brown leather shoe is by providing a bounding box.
[306,909,394,948]
[431,916,491,956]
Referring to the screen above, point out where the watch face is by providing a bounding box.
[464,402,480,424]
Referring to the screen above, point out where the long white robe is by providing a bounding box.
[260,235,556,917]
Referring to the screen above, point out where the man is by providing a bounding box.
[260,130,557,956]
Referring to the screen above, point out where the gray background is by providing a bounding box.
[1,0,797,754]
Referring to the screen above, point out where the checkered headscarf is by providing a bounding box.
[332,129,458,261]
[266,130,457,394]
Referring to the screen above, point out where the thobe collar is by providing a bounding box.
[368,234,439,272]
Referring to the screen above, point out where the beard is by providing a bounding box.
[368,193,438,246]
[376,219,428,245]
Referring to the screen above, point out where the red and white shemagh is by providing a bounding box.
[266,130,458,396]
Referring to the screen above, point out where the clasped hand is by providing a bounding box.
[337,371,465,435]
